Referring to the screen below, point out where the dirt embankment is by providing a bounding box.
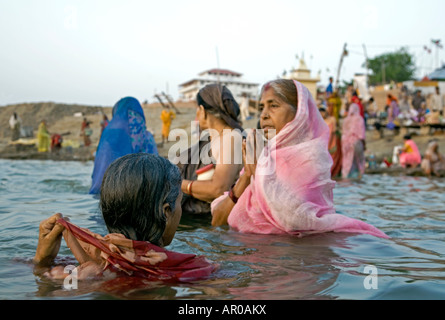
[0,101,200,160]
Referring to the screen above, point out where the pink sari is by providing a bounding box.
[399,140,422,168]
[341,103,366,179]
[58,219,216,281]
[216,81,388,239]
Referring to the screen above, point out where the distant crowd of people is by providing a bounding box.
[367,86,445,131]
[317,80,445,179]
[7,111,112,154]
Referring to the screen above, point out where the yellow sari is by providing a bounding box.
[37,121,50,152]
[328,93,342,125]
[160,109,176,139]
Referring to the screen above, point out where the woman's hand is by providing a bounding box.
[212,130,264,227]
[33,213,66,266]
[243,129,259,177]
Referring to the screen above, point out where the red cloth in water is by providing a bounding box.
[58,219,216,281]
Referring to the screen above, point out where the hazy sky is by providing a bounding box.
[0,0,444,106]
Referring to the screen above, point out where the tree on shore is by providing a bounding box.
[365,47,416,85]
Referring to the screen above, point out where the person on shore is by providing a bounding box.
[421,139,445,177]
[80,117,88,138]
[344,84,355,112]
[327,90,342,126]
[178,84,244,215]
[160,107,176,145]
[33,153,215,281]
[341,103,366,179]
[83,121,93,147]
[351,92,365,119]
[412,90,426,121]
[386,94,398,107]
[9,112,21,141]
[37,120,51,153]
[239,92,251,122]
[386,94,401,132]
[80,117,92,146]
[427,87,444,126]
[430,87,444,114]
[100,114,109,135]
[325,77,334,99]
[51,134,63,152]
[387,94,400,123]
[210,79,388,239]
[366,97,378,119]
[398,92,411,120]
[399,134,422,169]
[89,97,158,195]
[319,106,342,178]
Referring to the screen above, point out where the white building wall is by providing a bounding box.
[179,71,259,103]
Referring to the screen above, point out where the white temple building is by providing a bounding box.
[283,57,320,99]
[178,69,259,103]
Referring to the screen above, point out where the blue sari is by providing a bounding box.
[89,97,158,194]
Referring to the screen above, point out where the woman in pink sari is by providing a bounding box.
[341,103,367,179]
[33,153,215,282]
[399,134,422,168]
[211,79,388,239]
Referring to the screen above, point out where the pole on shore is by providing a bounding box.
[335,43,348,90]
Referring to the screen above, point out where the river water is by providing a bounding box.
[1,159,445,300]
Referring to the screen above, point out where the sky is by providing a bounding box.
[0,0,444,107]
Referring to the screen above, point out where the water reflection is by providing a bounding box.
[220,232,353,300]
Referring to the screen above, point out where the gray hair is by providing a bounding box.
[260,79,298,111]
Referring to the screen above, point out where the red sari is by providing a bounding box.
[58,219,216,281]
[324,115,342,178]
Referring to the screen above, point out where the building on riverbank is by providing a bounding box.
[178,68,259,102]
[282,56,320,99]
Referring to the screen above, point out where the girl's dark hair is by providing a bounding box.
[100,153,182,246]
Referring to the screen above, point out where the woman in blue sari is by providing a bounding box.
[89,97,158,194]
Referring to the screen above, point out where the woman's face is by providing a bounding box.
[259,88,297,139]
[320,108,328,119]
[161,191,183,246]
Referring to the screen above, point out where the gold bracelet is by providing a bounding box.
[189,181,194,197]
[186,181,192,195]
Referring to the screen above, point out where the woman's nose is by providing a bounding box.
[260,109,269,120]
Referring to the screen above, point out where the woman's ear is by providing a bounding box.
[162,203,171,218]
[199,105,207,119]
[160,203,173,247]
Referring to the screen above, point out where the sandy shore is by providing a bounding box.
[0,101,260,160]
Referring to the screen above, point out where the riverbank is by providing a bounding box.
[1,100,444,177]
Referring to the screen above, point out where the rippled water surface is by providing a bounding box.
[1,159,445,300]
